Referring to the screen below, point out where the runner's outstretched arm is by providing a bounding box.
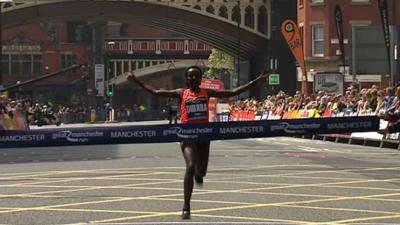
[208,73,269,98]
[127,73,182,98]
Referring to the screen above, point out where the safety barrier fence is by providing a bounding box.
[218,109,400,149]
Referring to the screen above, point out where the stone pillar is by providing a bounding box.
[254,8,259,34]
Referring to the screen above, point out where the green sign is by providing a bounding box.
[269,73,280,85]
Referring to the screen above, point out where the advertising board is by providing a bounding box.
[201,79,224,122]
[314,72,344,94]
[94,64,105,96]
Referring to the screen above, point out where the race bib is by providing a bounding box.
[185,97,208,121]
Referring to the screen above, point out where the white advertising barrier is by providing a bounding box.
[351,131,384,140]
[350,115,399,141]
[221,109,397,143]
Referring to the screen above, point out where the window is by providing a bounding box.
[11,54,20,76]
[2,53,41,77]
[131,60,137,71]
[351,0,371,5]
[244,6,254,29]
[22,54,32,75]
[124,61,130,73]
[312,25,324,57]
[107,22,121,37]
[108,60,115,78]
[61,53,77,68]
[2,55,10,76]
[67,21,92,43]
[257,6,268,35]
[206,5,215,14]
[232,5,241,24]
[116,61,122,75]
[311,0,324,5]
[138,61,143,69]
[218,6,228,19]
[32,55,42,75]
[299,0,304,7]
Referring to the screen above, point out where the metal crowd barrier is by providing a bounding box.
[56,109,164,124]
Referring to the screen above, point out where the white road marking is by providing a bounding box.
[296,145,319,152]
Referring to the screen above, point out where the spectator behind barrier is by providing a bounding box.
[0,95,29,130]
[378,86,400,135]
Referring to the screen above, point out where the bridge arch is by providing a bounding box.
[2,0,270,59]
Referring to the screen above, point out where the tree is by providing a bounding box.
[204,49,234,80]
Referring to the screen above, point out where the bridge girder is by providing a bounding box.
[1,1,269,60]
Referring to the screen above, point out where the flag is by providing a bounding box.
[378,0,391,74]
[334,4,345,68]
[281,19,307,94]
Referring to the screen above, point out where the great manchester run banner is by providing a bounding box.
[0,116,380,148]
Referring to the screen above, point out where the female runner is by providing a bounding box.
[127,66,268,219]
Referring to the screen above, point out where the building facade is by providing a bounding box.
[1,22,91,106]
[1,0,299,108]
[298,0,400,89]
[1,21,211,108]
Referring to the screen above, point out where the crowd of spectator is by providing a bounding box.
[2,83,400,131]
[0,95,157,130]
[227,84,394,120]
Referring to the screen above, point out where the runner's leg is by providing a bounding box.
[180,142,196,213]
[195,141,210,178]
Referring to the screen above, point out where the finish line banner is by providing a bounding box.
[0,116,379,148]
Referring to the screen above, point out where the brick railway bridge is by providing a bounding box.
[1,0,279,107]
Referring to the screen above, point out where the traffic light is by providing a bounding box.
[107,84,114,97]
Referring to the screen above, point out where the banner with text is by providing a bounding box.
[0,116,379,148]
[281,19,308,93]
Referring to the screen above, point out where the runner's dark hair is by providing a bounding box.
[184,66,202,78]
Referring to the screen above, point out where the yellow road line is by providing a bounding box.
[1,165,399,223]
[334,214,400,224]
[195,213,314,225]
